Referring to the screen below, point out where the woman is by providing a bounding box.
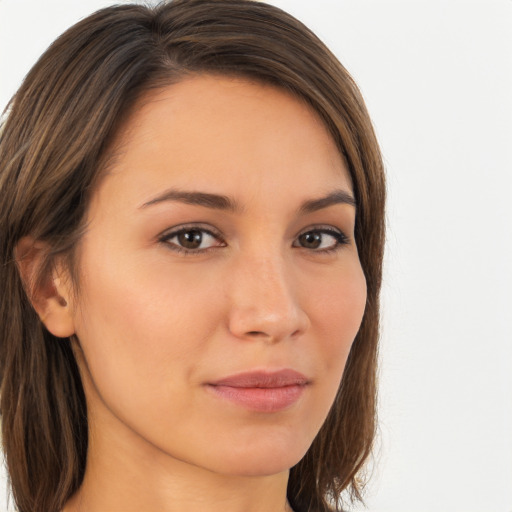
[0,1,385,511]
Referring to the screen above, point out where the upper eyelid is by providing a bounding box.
[158,223,224,241]
[296,225,350,242]
[297,224,345,235]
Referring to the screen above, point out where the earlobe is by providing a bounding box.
[15,236,76,338]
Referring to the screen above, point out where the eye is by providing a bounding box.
[159,226,225,254]
[294,227,349,252]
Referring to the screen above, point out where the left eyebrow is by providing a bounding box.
[298,190,356,214]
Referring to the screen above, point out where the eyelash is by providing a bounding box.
[158,224,350,256]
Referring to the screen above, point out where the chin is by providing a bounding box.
[201,439,311,478]
[215,458,297,478]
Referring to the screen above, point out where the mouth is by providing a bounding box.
[205,369,310,413]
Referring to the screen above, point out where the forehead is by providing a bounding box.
[93,74,352,213]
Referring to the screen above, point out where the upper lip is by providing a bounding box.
[208,369,310,388]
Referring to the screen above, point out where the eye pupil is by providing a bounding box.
[178,230,203,249]
[299,232,321,249]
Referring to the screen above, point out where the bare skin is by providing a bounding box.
[27,75,366,512]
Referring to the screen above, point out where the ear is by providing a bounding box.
[15,236,76,338]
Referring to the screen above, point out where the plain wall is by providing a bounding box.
[1,1,511,511]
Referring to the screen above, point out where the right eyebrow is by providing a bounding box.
[139,189,243,213]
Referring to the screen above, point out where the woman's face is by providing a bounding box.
[68,75,367,477]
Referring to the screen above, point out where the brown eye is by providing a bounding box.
[294,228,348,252]
[160,226,224,254]
[177,229,203,249]
[298,232,322,249]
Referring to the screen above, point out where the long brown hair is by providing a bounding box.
[0,1,385,511]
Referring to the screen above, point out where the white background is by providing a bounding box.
[1,1,511,511]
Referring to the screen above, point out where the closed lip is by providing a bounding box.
[205,369,310,412]
[207,369,310,388]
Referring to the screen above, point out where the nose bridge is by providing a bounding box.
[227,249,309,342]
[248,253,290,306]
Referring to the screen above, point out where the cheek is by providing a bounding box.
[75,261,215,365]
[310,260,367,353]
[284,260,366,451]
[71,268,224,458]
[303,258,367,416]
[72,246,218,412]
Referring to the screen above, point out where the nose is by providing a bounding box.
[226,254,310,343]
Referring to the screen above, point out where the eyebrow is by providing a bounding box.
[140,189,242,212]
[139,188,356,213]
[298,189,356,213]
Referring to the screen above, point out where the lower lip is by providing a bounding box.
[206,384,307,412]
